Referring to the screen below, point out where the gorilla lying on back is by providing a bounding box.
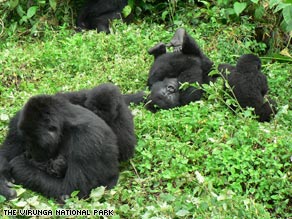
[0,95,120,201]
[77,0,128,33]
[125,28,215,112]
[58,83,137,162]
[218,54,277,122]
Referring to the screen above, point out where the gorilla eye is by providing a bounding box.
[167,85,175,93]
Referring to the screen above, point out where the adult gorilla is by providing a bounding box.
[0,95,120,201]
[57,83,137,162]
[125,28,215,112]
[77,0,129,33]
[218,54,277,122]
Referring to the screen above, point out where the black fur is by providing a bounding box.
[58,83,136,162]
[77,0,128,33]
[28,155,67,178]
[0,95,120,201]
[218,54,277,122]
[126,28,214,112]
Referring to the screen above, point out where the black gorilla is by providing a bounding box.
[77,0,128,33]
[126,28,215,112]
[58,83,136,162]
[218,54,277,122]
[0,95,120,201]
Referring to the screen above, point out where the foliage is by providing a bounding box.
[0,0,82,38]
[0,21,291,218]
[0,0,292,54]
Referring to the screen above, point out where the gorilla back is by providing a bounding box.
[0,95,120,201]
[57,83,137,162]
[219,54,277,122]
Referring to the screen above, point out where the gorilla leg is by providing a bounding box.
[148,43,167,59]
[256,98,277,122]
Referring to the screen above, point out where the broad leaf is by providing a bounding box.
[49,0,57,11]
[27,6,38,19]
[233,2,247,16]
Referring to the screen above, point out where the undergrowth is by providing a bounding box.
[0,21,291,218]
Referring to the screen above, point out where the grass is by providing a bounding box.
[0,21,291,218]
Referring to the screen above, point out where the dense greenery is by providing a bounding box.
[1,0,292,54]
[0,1,292,218]
[0,20,291,218]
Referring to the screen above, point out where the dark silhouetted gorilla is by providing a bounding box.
[218,54,277,122]
[77,0,129,33]
[58,83,137,162]
[126,28,215,112]
[0,95,120,201]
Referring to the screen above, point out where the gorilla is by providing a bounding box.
[77,0,129,33]
[218,54,277,122]
[29,155,67,178]
[57,83,137,162]
[0,95,120,201]
[126,28,215,112]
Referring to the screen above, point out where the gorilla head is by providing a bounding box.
[236,54,262,73]
[18,96,63,162]
[146,78,180,112]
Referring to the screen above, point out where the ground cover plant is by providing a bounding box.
[0,20,291,219]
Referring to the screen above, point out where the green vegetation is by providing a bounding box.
[1,0,292,54]
[0,2,291,218]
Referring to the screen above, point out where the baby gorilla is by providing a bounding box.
[125,28,215,112]
[218,54,277,122]
[28,155,67,178]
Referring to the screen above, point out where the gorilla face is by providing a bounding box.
[147,78,180,111]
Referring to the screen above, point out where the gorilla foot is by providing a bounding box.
[148,43,166,58]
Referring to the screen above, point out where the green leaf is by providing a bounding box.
[90,186,105,200]
[16,5,25,17]
[162,10,169,21]
[176,209,190,217]
[49,0,57,11]
[70,190,79,197]
[27,6,38,19]
[250,0,259,3]
[122,5,132,17]
[233,2,247,16]
[0,114,9,121]
[255,5,265,20]
[282,5,292,23]
[9,0,19,9]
